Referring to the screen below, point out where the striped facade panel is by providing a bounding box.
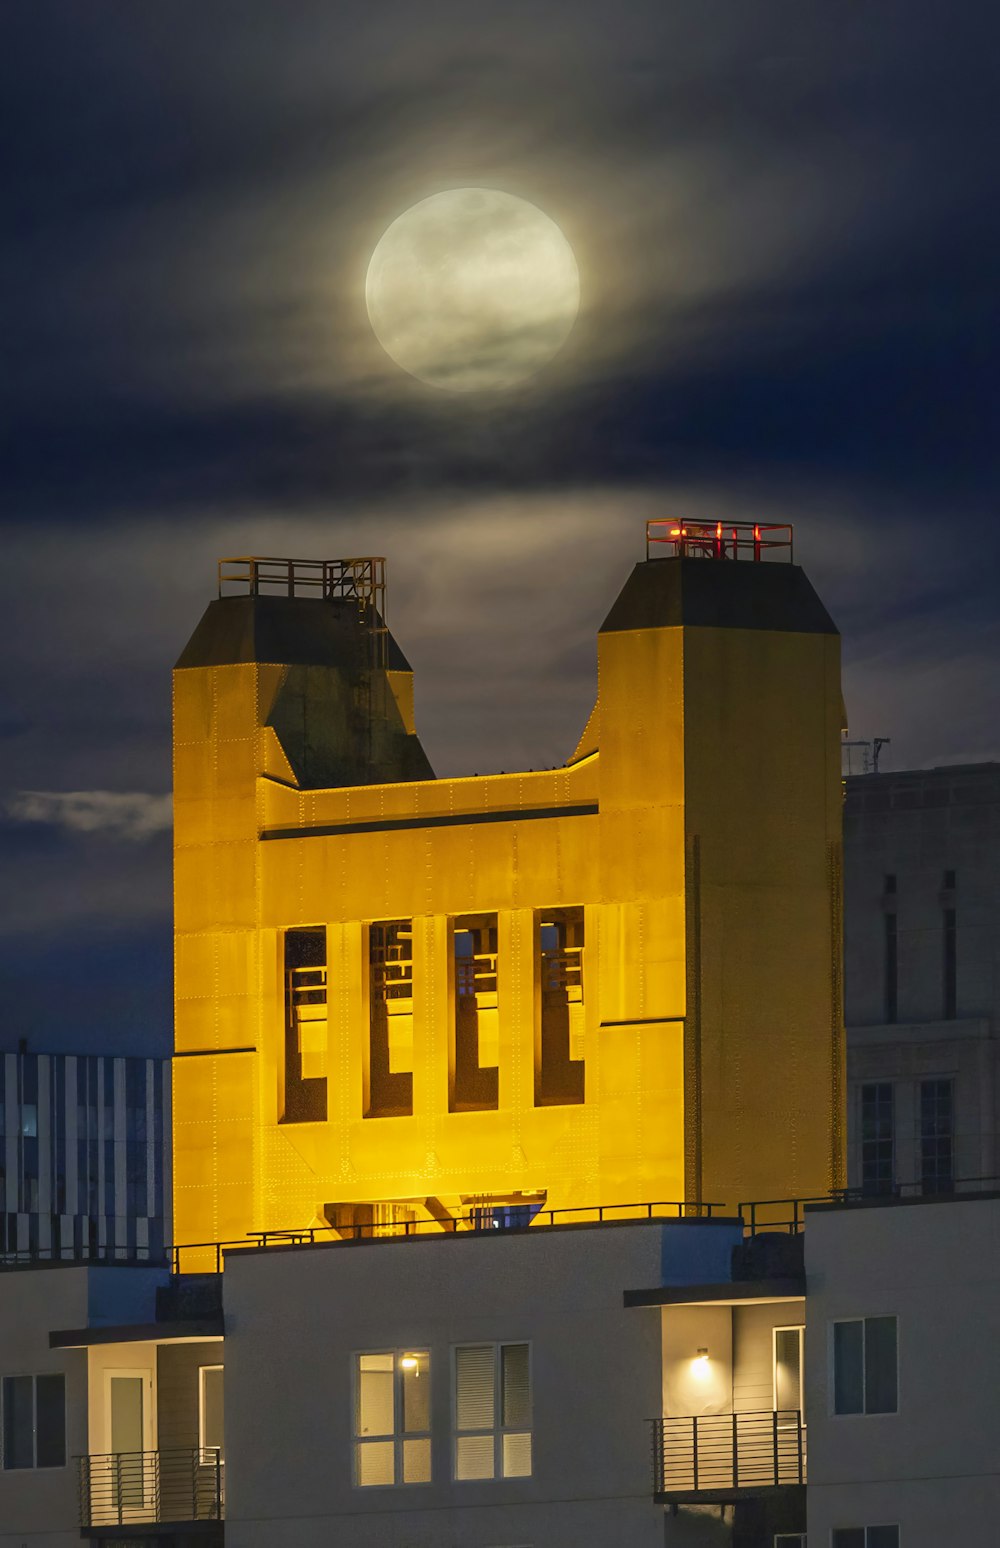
[0,1052,169,1262]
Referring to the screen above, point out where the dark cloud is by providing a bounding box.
[3,1,999,1048]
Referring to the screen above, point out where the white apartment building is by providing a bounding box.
[3,1191,997,1547]
[843,763,1000,1196]
[805,1191,1000,1546]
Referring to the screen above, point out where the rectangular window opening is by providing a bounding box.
[454,1342,531,1481]
[450,914,499,1113]
[535,908,585,1107]
[943,901,957,1020]
[354,1350,430,1486]
[366,923,414,1118]
[2,1373,66,1469]
[882,874,897,1024]
[832,1316,897,1416]
[199,1365,224,1461]
[282,928,328,1123]
[920,1077,954,1196]
[833,1530,899,1548]
[773,1325,804,1416]
[860,1083,894,1197]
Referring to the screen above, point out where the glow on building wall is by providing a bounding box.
[172,524,845,1252]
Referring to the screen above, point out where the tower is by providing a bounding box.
[172,527,844,1255]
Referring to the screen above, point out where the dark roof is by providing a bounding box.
[600,558,838,636]
[175,596,413,671]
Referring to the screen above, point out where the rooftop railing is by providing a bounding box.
[168,1198,728,1274]
[652,1410,805,1500]
[646,519,794,562]
[217,554,386,603]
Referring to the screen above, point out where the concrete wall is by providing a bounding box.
[223,1221,732,1548]
[805,1195,1000,1546]
[843,765,1000,1188]
[0,1267,89,1548]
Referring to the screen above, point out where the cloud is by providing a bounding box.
[4,790,172,840]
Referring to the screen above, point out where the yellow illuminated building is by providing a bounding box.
[172,524,845,1251]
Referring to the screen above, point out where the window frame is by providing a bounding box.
[452,1340,533,1482]
[772,1324,805,1417]
[198,1364,224,1461]
[832,1527,900,1548]
[351,1348,431,1489]
[830,1316,898,1417]
[1,1371,67,1471]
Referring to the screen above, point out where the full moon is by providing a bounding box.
[365,188,580,391]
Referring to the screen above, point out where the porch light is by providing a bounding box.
[695,1348,709,1361]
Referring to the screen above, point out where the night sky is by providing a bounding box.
[2,4,998,1056]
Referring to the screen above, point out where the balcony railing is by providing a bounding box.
[652,1411,805,1500]
[78,1447,224,1528]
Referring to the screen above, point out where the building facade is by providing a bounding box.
[172,529,845,1253]
[805,1191,1000,1546]
[0,1050,169,1263]
[843,763,1000,1195]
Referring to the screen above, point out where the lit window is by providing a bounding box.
[354,1351,430,1486]
[832,1317,897,1415]
[1,1374,66,1468]
[773,1326,804,1415]
[454,1343,531,1480]
[198,1365,224,1461]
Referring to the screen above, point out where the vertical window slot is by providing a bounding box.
[367,922,414,1118]
[282,928,328,1124]
[450,915,499,1112]
[535,908,585,1107]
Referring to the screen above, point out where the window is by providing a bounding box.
[860,1083,894,1196]
[199,1365,224,1459]
[883,875,897,1024]
[454,1342,531,1480]
[942,887,957,1020]
[773,1326,804,1414]
[535,908,585,1106]
[367,922,414,1117]
[832,1317,897,1415]
[282,927,328,1123]
[1,1374,66,1468]
[354,1351,430,1486]
[919,1078,954,1195]
[451,915,500,1111]
[832,1528,899,1548]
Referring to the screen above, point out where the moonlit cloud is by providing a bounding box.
[4,790,172,840]
[2,1,998,1048]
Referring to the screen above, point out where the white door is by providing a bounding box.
[103,1369,153,1519]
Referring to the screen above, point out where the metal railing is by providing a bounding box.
[169,1198,728,1273]
[646,520,793,562]
[78,1447,224,1527]
[218,554,385,604]
[652,1411,805,1497]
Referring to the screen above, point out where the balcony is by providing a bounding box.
[78,1447,224,1536]
[652,1410,806,1503]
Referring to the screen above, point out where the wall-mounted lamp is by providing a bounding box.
[695,1348,709,1362]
